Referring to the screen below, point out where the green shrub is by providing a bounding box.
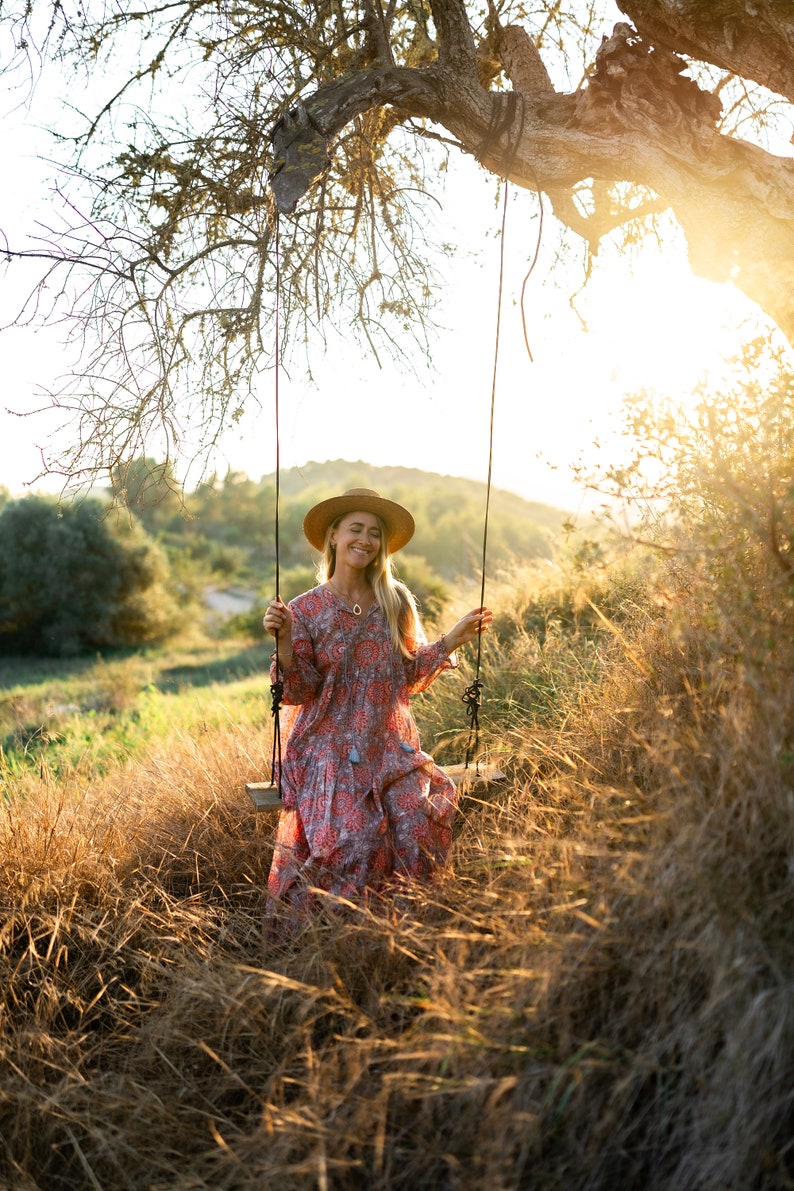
[0,497,181,656]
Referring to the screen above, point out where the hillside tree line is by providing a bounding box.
[0,461,564,654]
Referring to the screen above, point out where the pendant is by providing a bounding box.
[352,603,362,616]
[349,746,360,764]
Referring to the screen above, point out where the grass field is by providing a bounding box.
[0,639,273,781]
[2,545,793,1189]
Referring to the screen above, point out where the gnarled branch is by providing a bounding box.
[619,0,794,103]
[268,15,794,343]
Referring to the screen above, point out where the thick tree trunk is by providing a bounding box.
[618,0,794,103]
[270,16,794,345]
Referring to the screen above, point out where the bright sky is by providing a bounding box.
[0,23,779,515]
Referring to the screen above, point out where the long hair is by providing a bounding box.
[318,514,424,658]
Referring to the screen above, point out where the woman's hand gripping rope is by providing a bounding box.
[443,606,493,654]
[264,597,294,670]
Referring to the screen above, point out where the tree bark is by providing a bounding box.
[618,0,794,103]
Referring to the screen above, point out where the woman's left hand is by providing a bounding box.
[443,606,493,653]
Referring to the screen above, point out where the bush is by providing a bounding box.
[0,497,181,656]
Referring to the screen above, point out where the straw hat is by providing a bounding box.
[303,488,415,553]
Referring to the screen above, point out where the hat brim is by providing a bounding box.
[303,490,415,553]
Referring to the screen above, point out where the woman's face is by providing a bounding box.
[330,511,383,571]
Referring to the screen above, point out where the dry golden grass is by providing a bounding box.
[2,550,793,1189]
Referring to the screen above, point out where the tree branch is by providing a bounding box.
[269,19,794,345]
[618,0,794,104]
[269,66,441,214]
[429,0,476,72]
[497,23,554,95]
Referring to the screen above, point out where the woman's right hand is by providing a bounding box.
[263,597,293,645]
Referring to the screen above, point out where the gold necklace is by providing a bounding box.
[328,580,367,616]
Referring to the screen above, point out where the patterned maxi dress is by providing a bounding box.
[266,585,459,910]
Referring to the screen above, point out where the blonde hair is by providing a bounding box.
[319,514,424,658]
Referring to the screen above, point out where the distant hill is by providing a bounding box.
[111,456,570,589]
[272,459,567,532]
[256,459,569,580]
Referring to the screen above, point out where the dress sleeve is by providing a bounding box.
[403,635,458,695]
[270,604,322,705]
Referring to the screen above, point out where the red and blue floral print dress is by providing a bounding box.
[266,585,458,911]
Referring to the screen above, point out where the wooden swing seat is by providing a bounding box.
[444,762,506,792]
[248,762,505,813]
[247,782,283,812]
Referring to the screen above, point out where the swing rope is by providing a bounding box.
[462,173,510,770]
[269,210,284,796]
[462,90,542,773]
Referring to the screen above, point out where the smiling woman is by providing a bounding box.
[261,486,492,922]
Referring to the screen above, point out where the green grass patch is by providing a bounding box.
[0,637,272,780]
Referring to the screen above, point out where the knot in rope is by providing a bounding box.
[462,679,483,725]
[462,679,483,768]
[269,676,284,795]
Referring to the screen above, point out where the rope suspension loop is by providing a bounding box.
[269,210,284,797]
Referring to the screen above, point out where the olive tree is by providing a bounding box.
[2,1,793,484]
